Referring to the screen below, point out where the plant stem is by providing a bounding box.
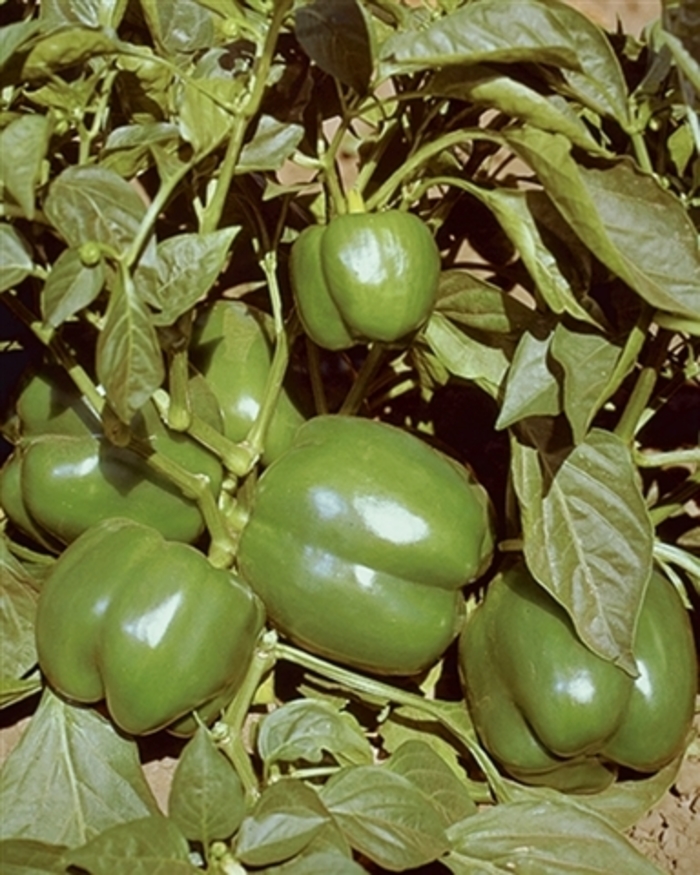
[338,343,386,416]
[614,328,673,444]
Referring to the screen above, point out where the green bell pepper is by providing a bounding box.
[289,210,441,350]
[0,369,224,546]
[35,517,265,735]
[459,562,697,793]
[237,415,495,675]
[190,299,306,465]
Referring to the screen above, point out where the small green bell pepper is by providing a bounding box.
[190,299,306,465]
[289,210,441,350]
[35,517,265,735]
[237,415,495,675]
[0,369,224,546]
[459,562,697,793]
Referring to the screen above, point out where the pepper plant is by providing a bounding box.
[1,0,699,873]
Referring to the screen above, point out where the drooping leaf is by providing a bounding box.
[0,115,51,220]
[95,271,165,423]
[41,247,105,328]
[0,689,159,846]
[257,698,374,771]
[320,765,450,872]
[237,115,305,174]
[236,778,331,868]
[511,426,654,675]
[168,725,246,846]
[20,28,118,81]
[62,815,198,875]
[0,224,34,292]
[443,799,667,875]
[295,0,374,94]
[507,127,700,320]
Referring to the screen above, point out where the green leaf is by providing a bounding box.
[511,427,654,675]
[96,272,165,423]
[237,115,305,174]
[550,322,627,443]
[260,851,368,875]
[424,311,510,400]
[496,331,560,429]
[236,778,331,868]
[436,270,537,338]
[62,815,198,875]
[43,165,150,260]
[0,838,67,874]
[178,68,241,156]
[320,765,450,872]
[140,0,215,57]
[41,247,105,328]
[0,689,159,846]
[443,799,667,875]
[506,128,700,320]
[0,676,43,710]
[168,726,245,845]
[0,115,51,220]
[140,228,238,326]
[385,740,477,827]
[429,65,605,155]
[20,28,118,81]
[295,0,374,94]
[0,539,39,683]
[0,19,40,73]
[40,0,129,30]
[0,224,34,292]
[380,0,629,126]
[257,698,374,771]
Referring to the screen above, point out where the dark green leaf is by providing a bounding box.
[260,851,368,875]
[507,128,700,320]
[0,115,51,220]
[178,71,242,156]
[0,689,159,846]
[550,322,627,443]
[380,0,629,125]
[385,740,477,827]
[0,838,67,874]
[320,765,449,872]
[168,726,246,845]
[96,273,165,423]
[436,271,537,338]
[62,815,198,875]
[424,311,510,399]
[141,228,238,326]
[295,0,374,94]
[511,427,654,675]
[43,165,150,259]
[236,778,331,868]
[140,0,215,57]
[496,330,560,429]
[237,115,305,174]
[41,248,105,328]
[443,799,667,874]
[0,20,40,73]
[257,698,373,770]
[0,224,34,292]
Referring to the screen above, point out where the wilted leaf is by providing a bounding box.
[511,427,654,674]
[0,689,159,846]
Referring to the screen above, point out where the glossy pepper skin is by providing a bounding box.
[189,300,306,465]
[237,415,495,675]
[0,370,224,546]
[459,563,697,793]
[289,210,441,351]
[35,517,265,735]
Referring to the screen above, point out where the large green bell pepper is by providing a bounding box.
[189,299,306,465]
[237,415,495,675]
[459,562,697,793]
[0,369,224,546]
[35,517,265,735]
[289,210,441,350]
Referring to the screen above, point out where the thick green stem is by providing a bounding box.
[649,468,700,525]
[635,448,700,468]
[166,347,192,432]
[614,329,673,444]
[305,338,329,415]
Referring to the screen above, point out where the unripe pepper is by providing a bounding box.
[237,415,495,675]
[0,369,224,546]
[189,300,306,465]
[289,210,441,350]
[459,562,697,793]
[35,517,265,735]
